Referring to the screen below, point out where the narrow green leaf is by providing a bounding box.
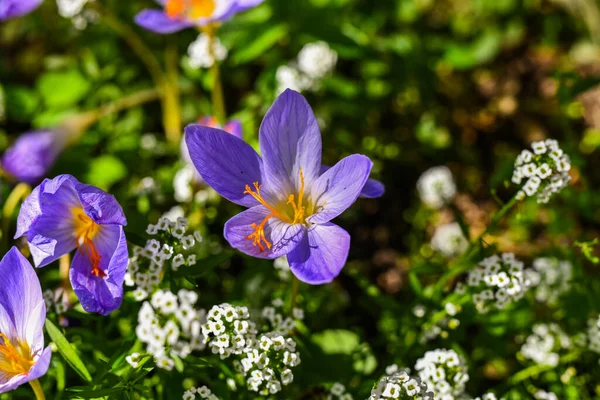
[67,387,125,399]
[45,319,93,382]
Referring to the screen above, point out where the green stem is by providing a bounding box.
[164,41,182,143]
[30,379,46,400]
[207,30,226,123]
[508,350,581,385]
[1,183,31,249]
[289,277,299,315]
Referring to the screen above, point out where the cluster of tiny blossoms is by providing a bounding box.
[512,139,571,204]
[187,33,228,69]
[43,287,70,315]
[473,394,498,400]
[182,385,219,400]
[261,298,304,335]
[534,390,559,400]
[525,258,573,306]
[414,304,461,344]
[586,316,600,354]
[126,216,202,301]
[415,349,469,399]
[520,323,571,367]
[431,222,468,257]
[417,166,456,209]
[201,304,258,359]
[135,290,206,370]
[465,253,531,313]
[329,383,354,400]
[236,332,301,395]
[276,41,338,94]
[369,368,434,400]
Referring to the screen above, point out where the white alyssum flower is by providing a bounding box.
[275,65,314,94]
[520,323,571,367]
[136,290,206,369]
[464,253,533,314]
[329,382,353,399]
[43,287,70,315]
[188,33,228,69]
[369,368,434,399]
[473,394,498,400]
[586,315,600,354]
[297,41,338,79]
[273,257,292,280]
[183,385,219,400]
[126,352,142,369]
[201,304,258,359]
[414,349,469,399]
[418,305,461,344]
[57,0,88,17]
[512,139,571,204]
[417,166,456,209]
[431,222,468,257]
[525,257,572,306]
[534,390,559,400]
[261,299,304,335]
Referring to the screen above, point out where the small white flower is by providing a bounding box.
[188,33,228,69]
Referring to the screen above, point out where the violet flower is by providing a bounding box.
[135,0,264,34]
[15,175,128,315]
[1,130,65,185]
[0,247,51,393]
[185,89,384,284]
[0,0,43,22]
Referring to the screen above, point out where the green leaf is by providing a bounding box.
[67,387,125,399]
[232,24,288,64]
[45,319,93,382]
[37,69,91,109]
[85,155,127,191]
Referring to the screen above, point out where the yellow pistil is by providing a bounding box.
[165,0,216,20]
[0,334,34,376]
[244,169,308,252]
[72,208,105,278]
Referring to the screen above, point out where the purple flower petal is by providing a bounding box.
[70,226,128,316]
[0,131,64,185]
[185,124,264,207]
[287,223,350,284]
[320,165,385,198]
[259,89,322,198]
[0,0,43,22]
[224,120,243,139]
[15,175,81,267]
[309,154,373,224]
[213,0,264,21]
[224,206,305,259]
[0,247,46,353]
[75,182,127,226]
[134,9,192,34]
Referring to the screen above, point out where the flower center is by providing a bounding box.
[165,0,216,20]
[243,169,307,252]
[0,334,34,376]
[72,208,105,278]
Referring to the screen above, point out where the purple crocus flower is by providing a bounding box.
[1,130,65,185]
[185,89,384,284]
[0,247,51,393]
[15,175,128,316]
[0,0,43,22]
[135,0,264,34]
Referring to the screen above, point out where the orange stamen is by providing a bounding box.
[165,0,215,19]
[0,334,34,376]
[72,208,106,278]
[165,0,185,18]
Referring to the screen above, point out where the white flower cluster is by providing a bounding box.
[512,139,571,204]
[126,216,202,301]
[276,41,337,94]
[520,323,571,367]
[586,316,600,354]
[369,369,434,400]
[43,287,70,315]
[201,304,258,359]
[236,332,301,395]
[273,257,292,280]
[431,222,468,257]
[261,298,304,335]
[56,0,97,30]
[415,304,461,344]
[534,390,558,400]
[415,349,469,399]
[465,253,531,313]
[182,385,219,400]
[329,382,353,400]
[188,33,228,69]
[135,289,206,370]
[417,166,456,209]
[525,258,573,305]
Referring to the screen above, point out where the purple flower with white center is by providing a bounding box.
[0,0,43,22]
[185,89,384,284]
[0,247,51,393]
[135,0,264,34]
[1,130,65,185]
[15,174,128,316]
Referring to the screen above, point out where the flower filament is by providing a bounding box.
[243,169,307,252]
[0,334,34,376]
[72,208,105,278]
[165,0,216,20]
